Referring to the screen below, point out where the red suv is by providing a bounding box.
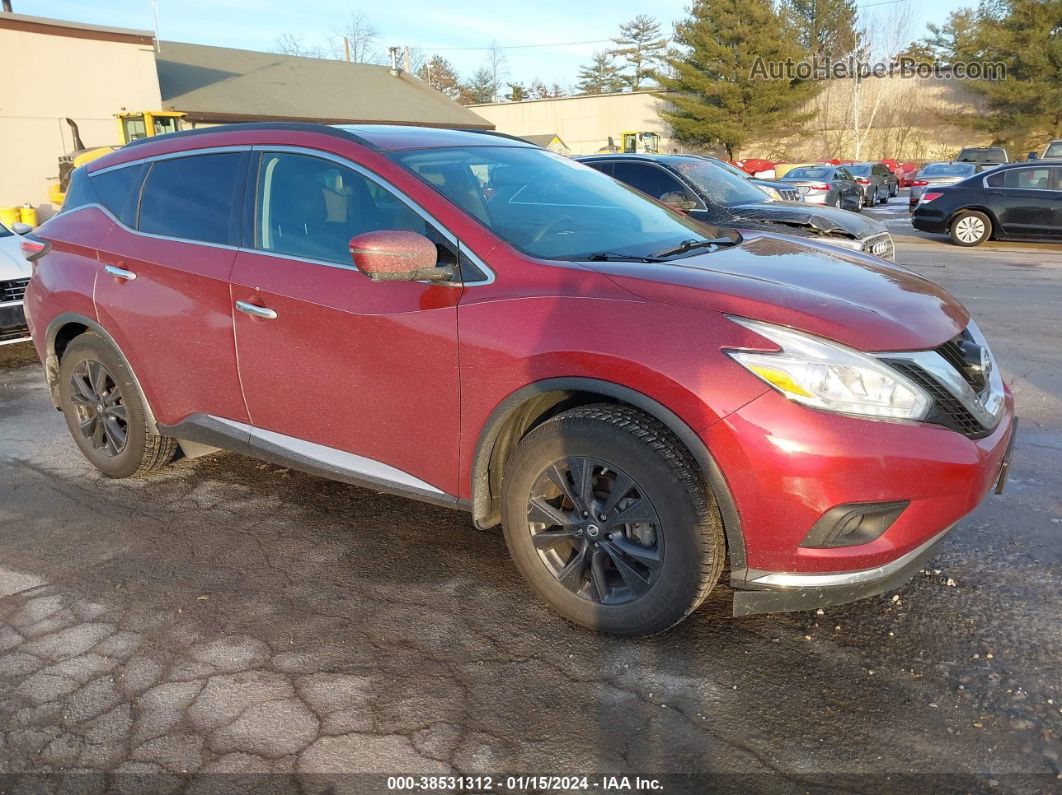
[24,124,1016,635]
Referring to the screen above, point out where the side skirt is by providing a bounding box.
[159,414,467,512]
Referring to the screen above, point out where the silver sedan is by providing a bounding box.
[778,166,863,211]
[908,162,978,211]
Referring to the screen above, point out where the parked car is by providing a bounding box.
[773,162,816,179]
[908,162,978,211]
[879,160,905,195]
[1033,140,1062,161]
[733,158,775,178]
[842,163,893,206]
[0,219,33,346]
[705,157,802,201]
[579,154,895,260]
[955,146,1009,169]
[899,162,919,187]
[26,123,1015,635]
[777,164,862,210]
[912,162,1061,246]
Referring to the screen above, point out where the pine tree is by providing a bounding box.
[780,0,859,58]
[654,0,820,160]
[507,82,529,102]
[459,68,498,105]
[576,51,626,95]
[418,55,462,100]
[610,15,668,89]
[945,0,1062,147]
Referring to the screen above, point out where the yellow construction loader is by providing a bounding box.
[49,112,185,206]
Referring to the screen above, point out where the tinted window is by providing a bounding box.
[611,163,688,202]
[255,152,457,271]
[787,167,832,179]
[0,222,10,238]
[90,164,147,227]
[1003,167,1052,189]
[391,146,728,261]
[845,164,871,176]
[139,153,241,244]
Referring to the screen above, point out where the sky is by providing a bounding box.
[21,0,973,89]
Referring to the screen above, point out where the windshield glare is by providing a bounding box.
[390,146,723,261]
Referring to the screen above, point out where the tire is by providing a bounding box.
[949,210,992,247]
[58,332,179,478]
[889,183,898,197]
[877,187,888,204]
[862,190,871,208]
[501,404,725,635]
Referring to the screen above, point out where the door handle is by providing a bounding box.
[235,300,278,320]
[104,265,136,281]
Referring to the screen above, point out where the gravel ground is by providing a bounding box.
[0,197,1058,793]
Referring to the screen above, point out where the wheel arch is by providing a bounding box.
[44,312,159,430]
[470,377,746,572]
[946,205,999,238]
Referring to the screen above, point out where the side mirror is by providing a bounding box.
[348,230,453,283]
[12,222,32,235]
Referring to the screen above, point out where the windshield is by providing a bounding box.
[390,146,727,261]
[922,163,975,177]
[662,158,771,206]
[786,167,831,179]
[845,164,871,176]
[1045,142,1062,158]
[957,149,1005,162]
[708,158,754,180]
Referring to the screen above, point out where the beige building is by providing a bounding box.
[473,76,998,162]
[0,14,162,218]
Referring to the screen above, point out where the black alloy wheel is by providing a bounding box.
[68,359,128,457]
[526,456,662,605]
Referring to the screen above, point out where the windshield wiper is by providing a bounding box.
[652,236,737,259]
[585,252,666,263]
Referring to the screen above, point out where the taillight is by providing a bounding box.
[920,192,943,203]
[855,177,870,184]
[809,183,831,191]
[20,234,50,262]
[912,180,928,186]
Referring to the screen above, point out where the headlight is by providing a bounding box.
[762,186,781,200]
[727,317,931,420]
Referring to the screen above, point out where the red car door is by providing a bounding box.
[229,149,463,498]
[93,151,250,426]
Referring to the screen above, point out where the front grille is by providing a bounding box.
[780,188,800,201]
[888,360,988,438]
[1,278,29,304]
[862,232,895,261]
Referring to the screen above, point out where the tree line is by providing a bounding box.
[274,1,1061,160]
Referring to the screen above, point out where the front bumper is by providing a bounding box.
[701,387,1016,615]
[0,301,30,346]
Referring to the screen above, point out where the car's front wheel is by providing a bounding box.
[949,210,992,246]
[58,332,179,478]
[501,404,725,635]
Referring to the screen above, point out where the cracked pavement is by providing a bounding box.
[0,218,1059,793]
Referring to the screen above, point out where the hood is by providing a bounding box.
[724,201,885,240]
[0,236,31,281]
[581,234,968,352]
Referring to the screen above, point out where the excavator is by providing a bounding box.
[49,111,185,205]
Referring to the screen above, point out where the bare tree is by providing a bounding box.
[273,32,325,59]
[485,40,508,103]
[329,12,382,64]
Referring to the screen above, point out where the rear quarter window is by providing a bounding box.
[138,153,243,245]
[61,167,98,213]
[90,164,148,228]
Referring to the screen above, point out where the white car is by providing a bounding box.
[0,220,33,346]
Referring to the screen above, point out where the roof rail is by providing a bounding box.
[121,121,381,151]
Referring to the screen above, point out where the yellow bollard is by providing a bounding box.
[18,203,38,228]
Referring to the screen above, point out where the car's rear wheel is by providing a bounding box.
[501,404,725,635]
[58,332,179,478]
[949,210,992,247]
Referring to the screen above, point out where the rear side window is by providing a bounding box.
[139,153,242,245]
[61,167,97,213]
[1003,167,1052,189]
[90,164,147,228]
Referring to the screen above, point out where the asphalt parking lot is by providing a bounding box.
[1,195,1059,792]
